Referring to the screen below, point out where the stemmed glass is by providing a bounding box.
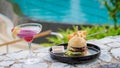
[12,23,42,64]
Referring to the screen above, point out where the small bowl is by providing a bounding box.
[49,43,101,64]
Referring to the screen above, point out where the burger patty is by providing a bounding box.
[69,46,86,52]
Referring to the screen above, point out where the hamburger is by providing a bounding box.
[65,26,87,56]
[65,35,87,56]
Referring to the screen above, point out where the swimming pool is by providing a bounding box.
[10,0,119,24]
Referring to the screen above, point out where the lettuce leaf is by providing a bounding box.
[65,50,82,56]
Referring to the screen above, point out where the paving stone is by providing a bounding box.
[106,42,120,47]
[73,60,101,68]
[51,62,70,68]
[34,47,50,60]
[4,57,15,61]
[98,63,120,68]
[111,48,120,60]
[110,36,120,42]
[0,53,6,56]
[95,44,110,50]
[18,57,45,63]
[111,35,120,39]
[36,53,49,58]
[99,50,112,62]
[6,51,28,60]
[43,54,54,62]
[23,63,48,68]
[0,61,14,67]
[11,63,48,68]
[87,40,110,50]
[0,55,8,61]
[11,64,22,68]
[34,47,50,53]
[97,37,116,44]
[71,65,82,68]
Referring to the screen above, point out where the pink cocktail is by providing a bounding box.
[12,23,42,64]
[17,30,37,42]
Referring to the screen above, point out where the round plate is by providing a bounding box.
[49,43,101,64]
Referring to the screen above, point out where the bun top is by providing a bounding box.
[68,35,86,48]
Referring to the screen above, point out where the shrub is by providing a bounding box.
[41,25,120,47]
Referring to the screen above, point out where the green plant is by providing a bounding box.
[41,25,120,47]
[101,0,120,29]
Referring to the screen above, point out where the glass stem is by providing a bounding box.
[28,42,32,58]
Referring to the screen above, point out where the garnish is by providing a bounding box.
[12,27,21,39]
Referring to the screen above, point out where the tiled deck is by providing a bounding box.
[0,36,120,68]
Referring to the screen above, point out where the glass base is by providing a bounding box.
[24,58,40,64]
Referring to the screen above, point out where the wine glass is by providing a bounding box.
[12,23,42,64]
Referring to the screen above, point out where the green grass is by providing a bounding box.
[41,25,120,47]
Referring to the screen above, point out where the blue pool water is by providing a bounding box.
[10,0,119,24]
